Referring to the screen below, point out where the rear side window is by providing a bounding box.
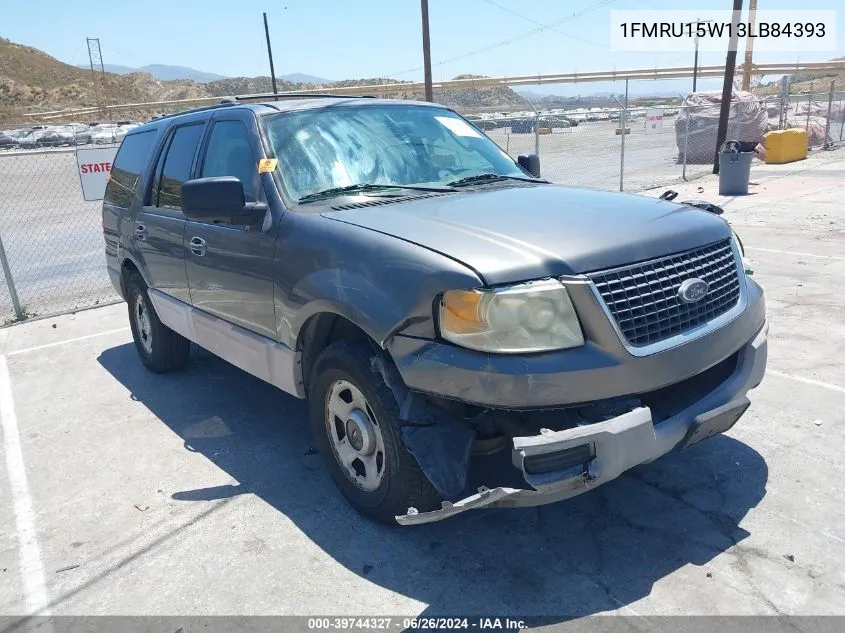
[104,130,156,208]
[156,124,205,210]
[201,120,259,200]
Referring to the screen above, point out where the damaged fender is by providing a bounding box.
[371,355,476,500]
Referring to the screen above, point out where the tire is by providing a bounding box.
[308,339,442,524]
[125,273,191,373]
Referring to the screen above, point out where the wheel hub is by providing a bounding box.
[325,379,386,492]
[345,409,376,455]
[134,295,152,354]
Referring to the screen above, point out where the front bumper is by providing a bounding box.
[396,320,768,525]
[389,277,766,409]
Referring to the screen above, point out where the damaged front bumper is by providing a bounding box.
[396,320,768,525]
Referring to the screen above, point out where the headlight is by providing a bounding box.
[731,229,745,256]
[731,229,753,274]
[438,279,584,353]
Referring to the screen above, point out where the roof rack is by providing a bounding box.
[147,101,236,123]
[229,92,376,103]
[147,93,375,124]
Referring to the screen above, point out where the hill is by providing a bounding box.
[757,57,845,95]
[0,36,527,123]
[0,37,213,117]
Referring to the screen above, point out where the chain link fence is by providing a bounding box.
[0,80,842,325]
[0,144,121,324]
[482,80,842,194]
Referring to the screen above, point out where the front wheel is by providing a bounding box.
[308,339,441,523]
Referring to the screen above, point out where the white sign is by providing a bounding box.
[76,147,118,201]
[645,108,664,135]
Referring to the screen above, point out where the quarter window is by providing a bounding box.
[104,130,156,208]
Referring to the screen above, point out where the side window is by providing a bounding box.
[147,134,170,207]
[104,130,156,208]
[201,120,259,200]
[157,124,205,210]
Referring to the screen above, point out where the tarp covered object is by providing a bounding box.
[676,91,768,164]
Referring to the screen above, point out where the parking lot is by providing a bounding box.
[0,150,843,622]
[488,116,713,193]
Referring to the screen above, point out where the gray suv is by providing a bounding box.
[102,96,767,525]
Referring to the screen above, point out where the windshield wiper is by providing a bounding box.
[298,183,455,203]
[447,173,546,187]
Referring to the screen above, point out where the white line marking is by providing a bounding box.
[0,355,50,615]
[769,370,845,395]
[746,247,845,261]
[7,327,130,357]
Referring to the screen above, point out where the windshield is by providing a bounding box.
[263,104,529,201]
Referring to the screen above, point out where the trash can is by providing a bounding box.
[718,140,754,195]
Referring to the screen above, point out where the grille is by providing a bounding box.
[588,239,741,347]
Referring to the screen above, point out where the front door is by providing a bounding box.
[183,114,277,339]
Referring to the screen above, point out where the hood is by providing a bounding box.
[321,185,732,285]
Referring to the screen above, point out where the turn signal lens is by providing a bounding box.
[440,290,485,334]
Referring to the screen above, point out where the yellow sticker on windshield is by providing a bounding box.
[258,158,278,173]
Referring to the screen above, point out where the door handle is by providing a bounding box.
[135,223,147,241]
[189,236,207,257]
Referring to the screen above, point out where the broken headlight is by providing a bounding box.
[438,279,584,354]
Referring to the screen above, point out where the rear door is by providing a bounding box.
[183,111,278,339]
[102,129,157,288]
[136,121,206,303]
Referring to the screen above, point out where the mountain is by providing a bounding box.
[281,73,331,84]
[77,65,332,85]
[514,89,551,101]
[77,62,226,83]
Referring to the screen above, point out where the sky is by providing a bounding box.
[2,0,843,96]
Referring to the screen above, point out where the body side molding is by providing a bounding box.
[148,289,304,398]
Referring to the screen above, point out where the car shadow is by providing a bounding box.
[97,343,768,618]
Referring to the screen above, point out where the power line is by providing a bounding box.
[477,0,609,49]
[384,0,618,78]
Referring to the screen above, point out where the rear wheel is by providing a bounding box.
[309,339,441,523]
[125,273,190,373]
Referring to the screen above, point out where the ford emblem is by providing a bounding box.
[678,278,709,304]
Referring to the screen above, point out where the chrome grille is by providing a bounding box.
[588,239,741,347]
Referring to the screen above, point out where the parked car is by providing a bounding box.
[8,127,44,148]
[544,116,574,129]
[508,117,535,133]
[91,122,138,144]
[0,131,16,149]
[103,97,767,525]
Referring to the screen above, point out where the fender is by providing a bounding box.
[287,268,408,348]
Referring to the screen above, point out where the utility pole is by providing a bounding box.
[420,0,434,102]
[741,0,758,91]
[693,20,700,92]
[86,38,105,117]
[263,12,278,96]
[713,0,744,174]
[691,19,714,93]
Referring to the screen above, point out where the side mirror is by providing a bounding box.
[517,154,541,178]
[181,177,265,223]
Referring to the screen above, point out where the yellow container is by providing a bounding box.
[764,128,808,164]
